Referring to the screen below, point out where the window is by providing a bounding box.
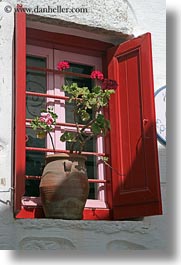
[14,9,162,219]
[24,46,106,208]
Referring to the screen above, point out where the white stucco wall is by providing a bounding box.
[0,0,167,252]
[0,1,14,207]
[129,0,167,185]
[7,0,136,35]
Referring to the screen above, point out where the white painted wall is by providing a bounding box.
[128,0,167,184]
[7,0,136,35]
[0,1,14,207]
[0,0,167,252]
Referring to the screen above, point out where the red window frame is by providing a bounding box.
[14,9,162,220]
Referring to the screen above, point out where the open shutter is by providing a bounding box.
[107,33,162,219]
[14,6,26,215]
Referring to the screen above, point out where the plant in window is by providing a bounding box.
[60,69,117,154]
[30,62,117,220]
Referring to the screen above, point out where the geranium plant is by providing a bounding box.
[30,108,58,151]
[30,61,118,155]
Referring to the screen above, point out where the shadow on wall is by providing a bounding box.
[0,206,18,250]
[106,239,147,250]
[18,236,76,250]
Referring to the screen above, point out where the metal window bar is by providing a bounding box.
[25,175,107,183]
[27,66,91,79]
[26,119,88,129]
[26,146,105,157]
[26,91,69,101]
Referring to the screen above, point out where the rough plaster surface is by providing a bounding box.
[7,0,136,36]
[0,0,167,251]
[0,185,167,251]
[0,1,14,205]
[128,0,166,185]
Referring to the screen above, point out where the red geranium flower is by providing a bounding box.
[57,61,70,71]
[90,70,104,80]
[101,79,118,90]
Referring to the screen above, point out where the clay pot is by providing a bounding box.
[40,153,89,219]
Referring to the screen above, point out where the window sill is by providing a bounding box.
[22,196,108,209]
[16,196,111,220]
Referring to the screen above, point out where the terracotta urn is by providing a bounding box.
[40,153,89,219]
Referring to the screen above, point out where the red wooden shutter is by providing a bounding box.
[107,33,162,219]
[14,6,26,215]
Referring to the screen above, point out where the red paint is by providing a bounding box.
[25,147,105,157]
[16,207,111,220]
[25,175,107,183]
[15,18,162,220]
[16,207,45,219]
[26,119,88,129]
[27,66,91,79]
[14,7,26,215]
[27,28,113,57]
[83,208,111,220]
[26,91,69,100]
[107,33,162,219]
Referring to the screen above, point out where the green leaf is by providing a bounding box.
[91,123,102,135]
[96,114,104,123]
[36,131,46,139]
[60,132,76,142]
[103,156,109,162]
[88,97,97,106]
[80,110,90,122]
[92,86,101,94]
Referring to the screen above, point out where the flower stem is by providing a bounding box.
[48,131,55,152]
[101,159,126,178]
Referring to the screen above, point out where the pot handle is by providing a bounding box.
[64,161,73,172]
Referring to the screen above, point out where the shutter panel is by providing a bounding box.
[14,6,26,215]
[107,33,162,219]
